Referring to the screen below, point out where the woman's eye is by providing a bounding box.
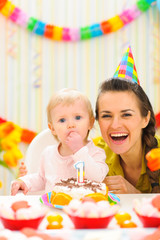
[123,113,132,117]
[59,118,65,123]
[75,115,81,120]
[101,114,111,118]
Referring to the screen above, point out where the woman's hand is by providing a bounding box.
[103,175,141,194]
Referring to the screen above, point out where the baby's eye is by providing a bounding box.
[75,115,81,120]
[59,118,65,123]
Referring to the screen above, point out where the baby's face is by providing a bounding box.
[48,99,94,144]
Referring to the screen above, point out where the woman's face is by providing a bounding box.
[97,91,150,155]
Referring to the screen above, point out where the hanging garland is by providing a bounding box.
[0,0,157,42]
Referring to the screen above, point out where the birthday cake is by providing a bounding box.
[51,178,107,200]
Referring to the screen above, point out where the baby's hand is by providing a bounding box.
[11,180,29,196]
[65,132,84,154]
[18,161,28,177]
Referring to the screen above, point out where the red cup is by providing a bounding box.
[134,209,160,228]
[68,214,114,229]
[0,215,45,230]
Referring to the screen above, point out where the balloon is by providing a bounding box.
[27,17,38,31]
[44,24,54,38]
[90,23,103,37]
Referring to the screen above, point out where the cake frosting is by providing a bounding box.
[52,178,107,200]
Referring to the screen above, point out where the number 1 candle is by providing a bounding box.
[74,161,85,183]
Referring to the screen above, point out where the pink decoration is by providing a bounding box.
[16,10,29,27]
[62,27,71,41]
[130,5,141,18]
[120,5,141,24]
[69,28,80,41]
[9,7,20,22]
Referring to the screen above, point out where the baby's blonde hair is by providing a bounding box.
[47,88,94,124]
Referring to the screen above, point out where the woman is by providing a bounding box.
[94,77,160,193]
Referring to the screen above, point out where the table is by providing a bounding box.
[0,193,158,240]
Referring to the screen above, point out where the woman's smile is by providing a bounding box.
[110,132,129,144]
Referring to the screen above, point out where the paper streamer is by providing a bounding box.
[7,25,17,58]
[0,0,157,42]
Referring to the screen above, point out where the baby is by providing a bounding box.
[11,88,109,195]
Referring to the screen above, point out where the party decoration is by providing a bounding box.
[108,15,124,32]
[0,121,22,171]
[9,7,20,22]
[101,20,112,34]
[0,117,37,169]
[157,0,160,10]
[0,0,157,42]
[108,192,120,204]
[0,117,37,190]
[34,21,46,35]
[46,214,63,229]
[0,1,15,17]
[146,148,160,171]
[113,45,140,85]
[27,17,38,31]
[155,112,160,128]
[119,5,141,24]
[0,0,7,10]
[21,129,37,144]
[62,27,71,41]
[74,161,85,183]
[7,23,18,58]
[69,28,80,41]
[136,0,150,11]
[44,24,54,38]
[53,26,63,41]
[90,23,103,38]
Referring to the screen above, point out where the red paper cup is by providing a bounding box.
[68,214,114,229]
[134,209,160,228]
[0,215,45,230]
